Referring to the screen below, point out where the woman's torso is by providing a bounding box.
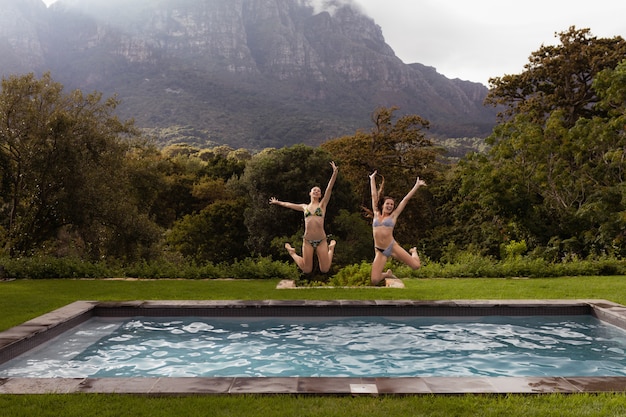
[303,203,326,239]
[372,212,395,247]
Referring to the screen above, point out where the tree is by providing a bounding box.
[322,107,441,247]
[486,27,626,127]
[322,107,435,193]
[239,145,357,263]
[442,29,626,259]
[0,73,161,258]
[154,145,251,263]
[167,199,248,263]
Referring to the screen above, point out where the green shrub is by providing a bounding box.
[0,253,624,282]
[501,240,528,260]
[224,257,298,280]
[0,256,114,279]
[408,251,626,279]
[497,257,547,277]
[178,262,223,279]
[330,262,372,286]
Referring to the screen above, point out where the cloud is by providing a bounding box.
[355,0,626,85]
[299,0,361,16]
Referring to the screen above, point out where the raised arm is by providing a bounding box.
[269,197,305,212]
[320,161,338,207]
[393,176,427,217]
[369,170,379,214]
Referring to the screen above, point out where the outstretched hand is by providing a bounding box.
[330,161,338,171]
[269,197,278,205]
[369,170,377,179]
[415,176,427,187]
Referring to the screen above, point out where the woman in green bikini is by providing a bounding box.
[369,170,425,285]
[269,161,338,273]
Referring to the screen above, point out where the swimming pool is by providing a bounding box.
[2,315,626,378]
[2,300,626,394]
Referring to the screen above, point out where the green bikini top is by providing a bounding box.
[304,207,323,217]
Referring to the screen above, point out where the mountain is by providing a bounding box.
[0,0,497,150]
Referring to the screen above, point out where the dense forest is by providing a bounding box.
[1,27,625,280]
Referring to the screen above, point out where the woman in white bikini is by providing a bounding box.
[369,170,426,285]
[269,161,338,273]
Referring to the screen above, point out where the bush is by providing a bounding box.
[0,256,297,280]
[0,253,624,282]
[223,257,299,280]
[0,256,115,279]
[330,262,372,286]
[407,251,626,279]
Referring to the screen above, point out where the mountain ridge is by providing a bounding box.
[0,0,497,149]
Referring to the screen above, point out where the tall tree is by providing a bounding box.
[150,144,253,264]
[239,145,357,263]
[322,107,441,247]
[486,27,626,126]
[0,73,160,258]
[443,28,626,259]
[167,198,248,263]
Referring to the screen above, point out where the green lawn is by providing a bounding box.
[1,276,626,416]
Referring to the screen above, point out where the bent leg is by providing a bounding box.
[392,244,421,270]
[317,239,336,273]
[371,251,394,285]
[286,242,314,274]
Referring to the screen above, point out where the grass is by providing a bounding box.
[1,276,626,416]
[1,393,625,417]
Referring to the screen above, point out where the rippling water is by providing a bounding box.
[2,315,626,378]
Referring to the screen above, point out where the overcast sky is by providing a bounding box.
[354,0,626,85]
[43,0,626,86]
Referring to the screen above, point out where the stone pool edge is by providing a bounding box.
[2,299,626,395]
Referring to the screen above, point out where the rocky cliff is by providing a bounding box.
[0,0,497,149]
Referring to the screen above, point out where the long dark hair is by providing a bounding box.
[377,195,395,214]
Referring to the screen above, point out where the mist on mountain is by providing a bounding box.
[0,0,496,149]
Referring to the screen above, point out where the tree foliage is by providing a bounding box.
[486,26,626,127]
[163,146,250,263]
[239,145,358,262]
[166,198,248,263]
[440,28,626,259]
[3,49,625,270]
[0,73,161,259]
[322,106,442,246]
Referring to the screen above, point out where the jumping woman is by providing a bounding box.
[369,170,425,285]
[269,161,338,273]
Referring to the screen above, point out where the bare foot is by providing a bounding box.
[372,269,396,286]
[285,243,296,255]
[329,240,336,250]
[382,269,397,280]
[410,247,417,255]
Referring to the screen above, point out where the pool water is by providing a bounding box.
[1,315,626,378]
